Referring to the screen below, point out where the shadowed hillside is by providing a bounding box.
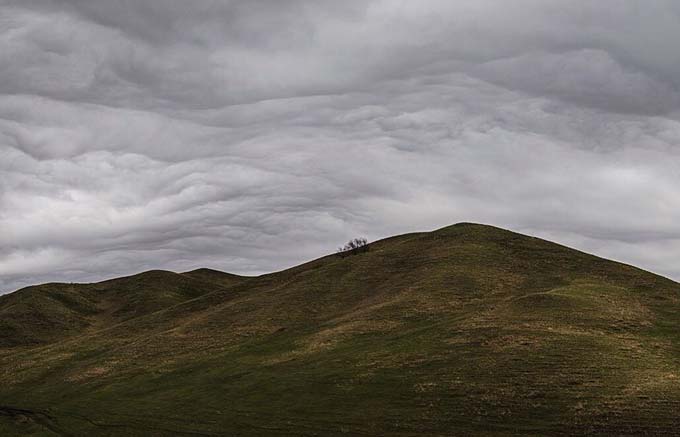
[1,223,680,436]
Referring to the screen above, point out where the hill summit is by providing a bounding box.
[2,223,680,436]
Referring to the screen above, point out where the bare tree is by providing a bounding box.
[337,237,369,257]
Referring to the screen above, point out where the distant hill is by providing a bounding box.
[1,223,680,435]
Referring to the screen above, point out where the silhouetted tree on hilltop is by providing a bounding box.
[337,237,369,257]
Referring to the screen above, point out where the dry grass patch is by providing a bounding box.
[67,363,117,382]
[265,319,401,365]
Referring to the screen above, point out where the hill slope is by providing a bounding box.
[1,223,680,436]
[0,270,245,348]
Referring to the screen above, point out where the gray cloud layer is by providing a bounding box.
[2,1,680,293]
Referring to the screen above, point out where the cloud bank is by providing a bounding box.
[2,0,680,292]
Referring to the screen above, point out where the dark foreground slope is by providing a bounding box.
[1,223,680,436]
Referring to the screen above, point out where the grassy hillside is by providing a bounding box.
[1,223,680,435]
[0,270,238,348]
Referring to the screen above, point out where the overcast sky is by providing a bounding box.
[2,1,680,293]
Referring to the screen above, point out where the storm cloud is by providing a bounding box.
[2,0,680,293]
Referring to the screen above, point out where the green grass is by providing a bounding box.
[2,223,680,435]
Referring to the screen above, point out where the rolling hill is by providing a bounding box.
[1,223,680,436]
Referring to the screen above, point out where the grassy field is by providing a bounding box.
[2,223,680,435]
